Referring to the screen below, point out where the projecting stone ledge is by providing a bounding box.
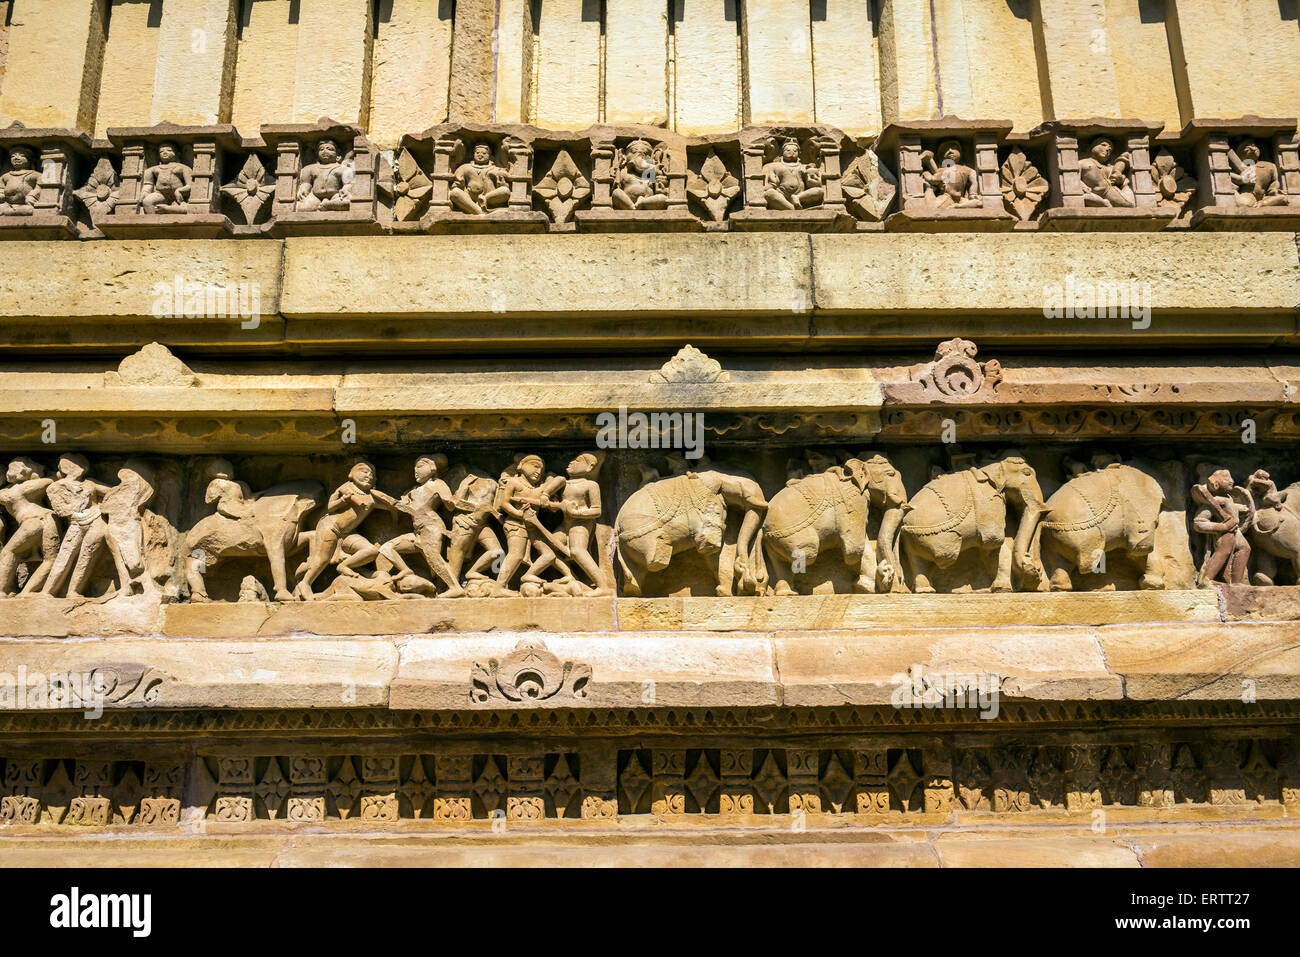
[0,232,1295,350]
[1,616,1299,713]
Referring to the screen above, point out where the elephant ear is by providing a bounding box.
[975,463,1006,492]
[844,458,869,491]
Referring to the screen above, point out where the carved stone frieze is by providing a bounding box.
[0,118,1291,236]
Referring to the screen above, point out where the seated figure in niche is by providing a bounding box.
[140,142,192,214]
[763,137,824,211]
[296,139,353,212]
[1229,139,1288,208]
[612,139,670,211]
[920,140,982,209]
[449,141,512,215]
[1079,137,1135,207]
[0,147,40,216]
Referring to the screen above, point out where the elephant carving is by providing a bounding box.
[758,454,907,594]
[1027,461,1173,590]
[614,462,767,597]
[1246,470,1300,586]
[897,455,1045,593]
[183,480,323,602]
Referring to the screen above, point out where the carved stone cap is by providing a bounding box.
[0,121,93,153]
[258,117,369,148]
[105,122,244,150]
[104,342,196,388]
[876,118,1014,153]
[651,345,730,383]
[1173,115,1299,145]
[1030,117,1165,139]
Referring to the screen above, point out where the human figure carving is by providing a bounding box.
[612,139,670,211]
[493,455,573,595]
[920,140,982,209]
[1192,468,1252,586]
[140,142,192,214]
[449,141,512,215]
[0,457,58,595]
[0,147,39,216]
[296,139,352,212]
[763,137,824,210]
[447,468,504,591]
[546,452,610,596]
[100,460,158,598]
[41,454,111,599]
[294,462,398,599]
[1079,137,1135,207]
[377,455,466,597]
[1228,139,1288,208]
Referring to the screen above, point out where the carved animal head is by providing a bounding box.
[847,454,907,507]
[978,455,1043,508]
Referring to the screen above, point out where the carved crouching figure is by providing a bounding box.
[758,454,907,595]
[183,460,322,603]
[1080,137,1135,207]
[615,459,767,597]
[920,140,982,209]
[898,455,1045,593]
[1028,460,1174,591]
[296,139,352,212]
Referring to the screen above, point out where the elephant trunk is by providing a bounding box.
[876,506,903,589]
[1012,500,1047,583]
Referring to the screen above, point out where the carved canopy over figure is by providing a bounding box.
[296,138,353,212]
[1079,137,1135,207]
[898,454,1045,593]
[615,456,767,597]
[612,139,671,211]
[761,136,825,210]
[759,453,907,595]
[449,139,513,215]
[920,140,982,209]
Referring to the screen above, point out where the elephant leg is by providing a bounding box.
[616,542,646,597]
[1251,547,1277,587]
[1137,547,1164,590]
[852,539,877,594]
[1041,538,1074,591]
[714,545,734,597]
[265,531,295,602]
[903,542,935,594]
[991,538,1014,592]
[767,547,795,596]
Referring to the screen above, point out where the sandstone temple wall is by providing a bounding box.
[1,1,1300,867]
[0,1,1298,145]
